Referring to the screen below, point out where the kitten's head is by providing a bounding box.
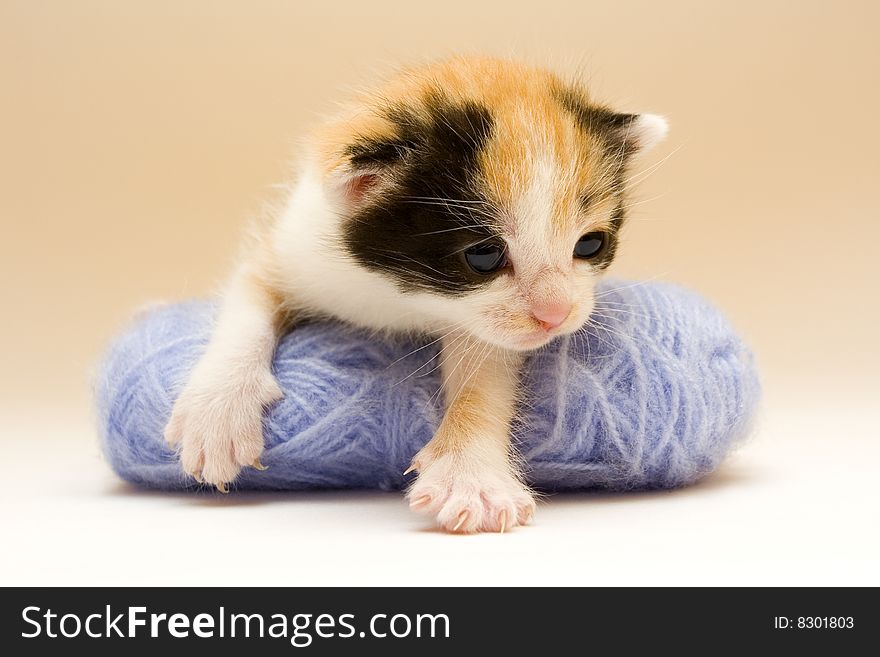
[318,57,667,350]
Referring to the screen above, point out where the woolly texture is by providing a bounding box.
[96,279,760,492]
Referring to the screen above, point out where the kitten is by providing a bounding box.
[164,56,667,533]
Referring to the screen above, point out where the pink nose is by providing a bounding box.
[531,302,572,331]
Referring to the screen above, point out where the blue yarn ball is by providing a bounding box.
[96,279,760,492]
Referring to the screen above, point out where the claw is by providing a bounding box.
[216,482,229,494]
[403,464,417,476]
[499,510,508,534]
[251,458,268,471]
[452,510,469,532]
[192,472,203,484]
[410,495,431,509]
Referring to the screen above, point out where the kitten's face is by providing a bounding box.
[321,58,666,350]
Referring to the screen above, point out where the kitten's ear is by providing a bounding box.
[332,168,385,206]
[602,112,668,155]
[328,137,413,206]
[622,113,669,154]
[559,88,668,155]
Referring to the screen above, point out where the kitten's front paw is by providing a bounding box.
[405,450,536,533]
[164,368,282,491]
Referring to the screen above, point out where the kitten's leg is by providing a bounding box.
[164,265,286,490]
[405,334,536,533]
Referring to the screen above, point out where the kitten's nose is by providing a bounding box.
[531,302,572,331]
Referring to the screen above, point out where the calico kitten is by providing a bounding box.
[165,56,667,533]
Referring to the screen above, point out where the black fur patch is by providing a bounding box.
[554,88,638,155]
[590,202,625,270]
[343,92,500,296]
[346,135,419,168]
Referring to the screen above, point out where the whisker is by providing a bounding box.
[621,144,683,189]
[594,274,666,299]
[403,195,491,206]
[443,234,498,258]
[581,320,624,352]
[411,225,484,237]
[385,319,471,370]
[451,338,493,409]
[393,328,472,388]
[425,337,475,410]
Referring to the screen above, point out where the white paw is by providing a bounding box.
[164,363,282,491]
[405,449,536,533]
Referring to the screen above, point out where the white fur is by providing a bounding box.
[407,450,536,532]
[631,114,669,152]
[164,268,281,488]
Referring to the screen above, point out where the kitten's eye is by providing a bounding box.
[574,232,607,259]
[464,240,507,274]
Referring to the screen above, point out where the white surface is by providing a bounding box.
[2,394,878,587]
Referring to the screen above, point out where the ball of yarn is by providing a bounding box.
[95,279,760,492]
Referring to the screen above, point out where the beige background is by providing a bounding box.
[1,1,878,585]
